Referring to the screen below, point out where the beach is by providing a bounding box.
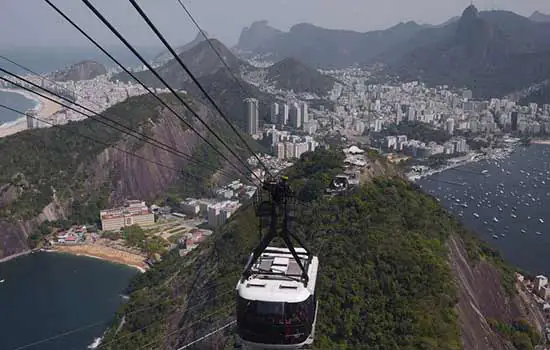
[0,88,62,138]
[52,244,148,273]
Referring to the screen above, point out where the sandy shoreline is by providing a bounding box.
[0,87,62,138]
[52,244,148,273]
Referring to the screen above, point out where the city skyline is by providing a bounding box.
[2,0,550,49]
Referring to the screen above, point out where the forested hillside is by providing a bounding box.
[100,149,541,349]
[0,93,254,258]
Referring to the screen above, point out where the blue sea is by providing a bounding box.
[0,252,137,350]
[0,90,36,123]
[418,144,550,276]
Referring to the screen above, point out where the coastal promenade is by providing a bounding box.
[0,88,62,138]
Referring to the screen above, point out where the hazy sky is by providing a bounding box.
[2,0,550,49]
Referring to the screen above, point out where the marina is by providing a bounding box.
[418,144,550,276]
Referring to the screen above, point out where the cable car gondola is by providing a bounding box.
[236,177,319,349]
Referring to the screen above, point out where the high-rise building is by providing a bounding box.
[374,118,383,132]
[26,111,35,129]
[446,118,455,135]
[270,102,279,123]
[511,111,518,131]
[462,89,473,100]
[300,102,309,124]
[289,103,302,129]
[281,103,289,125]
[395,103,403,124]
[244,98,259,135]
[276,143,285,159]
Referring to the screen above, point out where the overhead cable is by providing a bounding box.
[175,320,236,350]
[131,0,272,177]
[0,103,183,174]
[42,0,259,183]
[136,303,236,350]
[175,0,251,97]
[0,71,243,180]
[62,0,260,182]
[8,320,106,350]
[98,291,235,349]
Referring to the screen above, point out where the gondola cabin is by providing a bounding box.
[236,247,319,349]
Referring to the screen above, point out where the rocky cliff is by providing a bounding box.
[0,93,245,258]
[50,60,107,81]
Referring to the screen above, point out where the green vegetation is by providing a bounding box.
[0,94,179,221]
[378,121,452,144]
[488,318,541,350]
[122,225,168,257]
[100,149,527,349]
[266,57,336,96]
[286,148,344,201]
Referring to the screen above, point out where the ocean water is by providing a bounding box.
[418,144,550,276]
[0,91,36,123]
[0,252,136,350]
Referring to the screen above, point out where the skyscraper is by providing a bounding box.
[511,111,518,131]
[289,103,302,129]
[282,103,289,125]
[26,111,35,129]
[300,102,309,124]
[244,98,259,135]
[446,118,455,135]
[270,102,279,124]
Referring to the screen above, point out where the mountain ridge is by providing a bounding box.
[265,57,336,96]
[382,6,550,98]
[153,31,211,66]
[113,39,250,91]
[49,60,107,82]
[236,20,425,68]
[530,10,550,22]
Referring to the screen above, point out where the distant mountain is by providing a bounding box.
[265,57,335,96]
[113,39,250,90]
[529,11,550,22]
[153,31,210,66]
[50,60,106,81]
[236,21,424,68]
[383,6,550,98]
[235,20,283,52]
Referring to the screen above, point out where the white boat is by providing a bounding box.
[481,170,489,174]
[493,217,499,223]
[540,218,545,224]
[473,213,480,218]
[0,279,4,283]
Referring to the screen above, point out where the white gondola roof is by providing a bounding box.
[236,247,318,303]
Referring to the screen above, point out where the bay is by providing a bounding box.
[0,91,36,123]
[0,252,137,350]
[418,144,550,276]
